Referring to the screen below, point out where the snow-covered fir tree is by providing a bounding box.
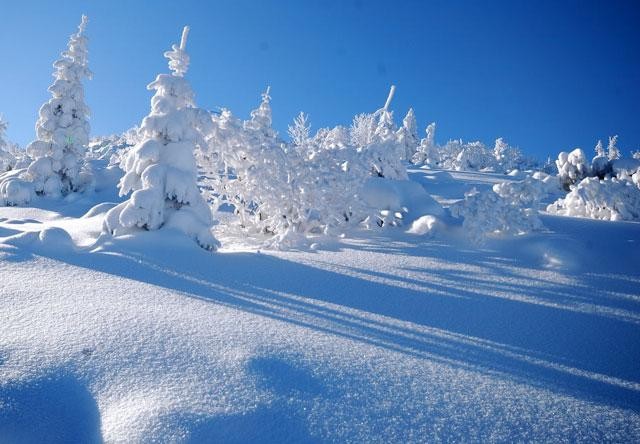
[591,139,611,178]
[288,112,311,147]
[396,108,419,160]
[104,26,219,250]
[0,117,16,172]
[607,135,620,161]
[412,122,437,166]
[24,15,92,196]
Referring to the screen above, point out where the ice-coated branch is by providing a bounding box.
[383,85,396,111]
[180,26,190,51]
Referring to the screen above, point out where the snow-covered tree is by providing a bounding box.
[0,117,16,172]
[591,139,611,179]
[288,112,311,147]
[556,148,590,190]
[411,122,437,166]
[607,135,620,161]
[396,108,419,160]
[594,140,605,157]
[104,26,219,250]
[24,15,92,196]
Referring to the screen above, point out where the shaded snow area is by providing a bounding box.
[1,165,640,443]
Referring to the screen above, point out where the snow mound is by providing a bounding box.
[361,177,443,227]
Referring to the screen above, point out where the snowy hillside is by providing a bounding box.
[1,162,639,443]
[1,17,640,443]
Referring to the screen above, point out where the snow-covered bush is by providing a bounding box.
[556,148,590,190]
[202,91,367,246]
[350,86,407,180]
[451,177,548,243]
[104,27,219,250]
[23,15,92,196]
[547,177,640,221]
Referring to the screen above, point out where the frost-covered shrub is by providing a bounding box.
[202,91,368,246]
[454,141,494,171]
[547,177,640,221]
[556,148,590,190]
[349,86,407,180]
[451,177,548,242]
[104,27,219,250]
[23,16,92,196]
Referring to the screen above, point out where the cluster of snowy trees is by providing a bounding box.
[411,125,536,173]
[2,17,640,248]
[548,136,640,221]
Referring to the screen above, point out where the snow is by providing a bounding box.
[1,163,640,442]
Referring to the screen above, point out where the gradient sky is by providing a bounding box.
[1,0,639,160]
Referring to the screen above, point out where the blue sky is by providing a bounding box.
[1,0,639,160]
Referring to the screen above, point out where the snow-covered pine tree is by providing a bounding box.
[396,108,419,160]
[0,117,16,172]
[607,135,620,161]
[104,26,220,250]
[591,139,611,179]
[412,122,437,166]
[288,112,311,147]
[24,15,92,196]
[595,140,605,157]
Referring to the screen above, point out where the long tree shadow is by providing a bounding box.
[12,228,640,413]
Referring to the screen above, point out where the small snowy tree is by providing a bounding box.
[0,117,16,172]
[24,15,92,196]
[104,26,219,250]
[607,135,620,161]
[591,139,611,179]
[288,112,311,147]
[594,140,605,157]
[412,122,437,166]
[396,108,419,160]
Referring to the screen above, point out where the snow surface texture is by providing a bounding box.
[104,27,219,251]
[1,164,640,443]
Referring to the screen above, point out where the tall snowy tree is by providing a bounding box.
[104,26,219,250]
[396,108,419,160]
[0,117,15,172]
[607,135,620,161]
[24,15,92,196]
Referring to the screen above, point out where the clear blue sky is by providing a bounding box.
[1,0,639,160]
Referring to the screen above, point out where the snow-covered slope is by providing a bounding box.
[1,164,639,442]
